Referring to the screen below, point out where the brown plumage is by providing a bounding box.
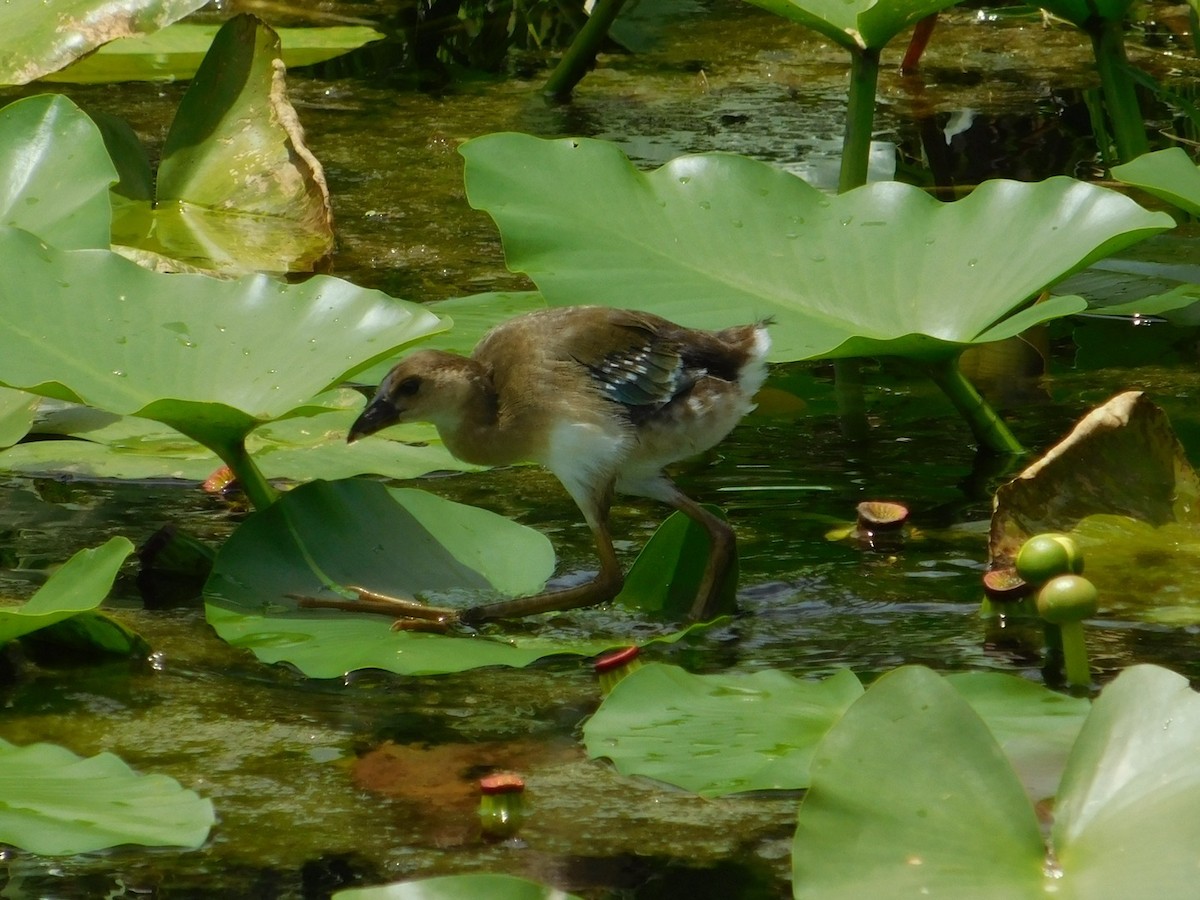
[348,305,771,625]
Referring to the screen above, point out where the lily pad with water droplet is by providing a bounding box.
[461,134,1172,365]
[0,226,442,472]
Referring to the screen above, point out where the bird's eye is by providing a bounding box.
[395,376,421,397]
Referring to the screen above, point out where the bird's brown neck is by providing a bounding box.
[429,363,522,466]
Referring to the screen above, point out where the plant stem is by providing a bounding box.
[838,47,881,193]
[1058,621,1092,688]
[216,438,279,511]
[900,14,939,75]
[1088,18,1149,163]
[543,0,630,103]
[925,357,1025,455]
[833,359,869,441]
[832,49,881,435]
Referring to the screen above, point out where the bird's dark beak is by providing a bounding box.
[348,396,398,444]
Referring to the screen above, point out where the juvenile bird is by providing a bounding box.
[348,305,770,626]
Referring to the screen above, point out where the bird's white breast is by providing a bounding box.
[541,419,634,524]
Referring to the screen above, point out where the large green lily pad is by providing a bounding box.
[948,670,1091,803]
[0,737,214,854]
[204,479,630,677]
[743,0,958,51]
[793,666,1044,898]
[585,665,865,796]
[461,134,1172,363]
[0,226,442,455]
[0,0,207,85]
[791,664,1200,899]
[584,664,1088,798]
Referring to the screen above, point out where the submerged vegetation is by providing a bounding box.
[1,0,1200,897]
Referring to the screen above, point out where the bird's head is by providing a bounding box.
[348,350,482,443]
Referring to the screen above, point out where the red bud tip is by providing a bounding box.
[594,645,640,674]
[479,772,525,795]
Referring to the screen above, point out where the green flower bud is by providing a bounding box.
[1016,533,1083,586]
[1036,574,1099,624]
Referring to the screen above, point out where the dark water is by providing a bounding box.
[2,1,1200,897]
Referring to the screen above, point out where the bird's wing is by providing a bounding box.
[571,313,692,408]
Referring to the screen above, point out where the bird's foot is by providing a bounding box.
[291,586,461,632]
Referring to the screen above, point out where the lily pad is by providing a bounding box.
[0,536,134,644]
[0,0,207,86]
[0,388,37,448]
[109,14,334,274]
[461,134,1172,363]
[791,664,1200,899]
[0,94,115,249]
[584,665,865,796]
[792,666,1044,898]
[1052,665,1200,898]
[584,664,1087,798]
[989,391,1200,567]
[0,738,214,854]
[1,410,475,484]
[0,226,442,459]
[614,507,737,619]
[1,393,478,484]
[742,0,959,51]
[334,874,582,900]
[45,21,384,84]
[204,479,626,677]
[1111,147,1200,217]
[945,670,1090,803]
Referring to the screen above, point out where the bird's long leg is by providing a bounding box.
[664,488,736,622]
[297,484,628,629]
[293,589,458,630]
[459,488,624,624]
